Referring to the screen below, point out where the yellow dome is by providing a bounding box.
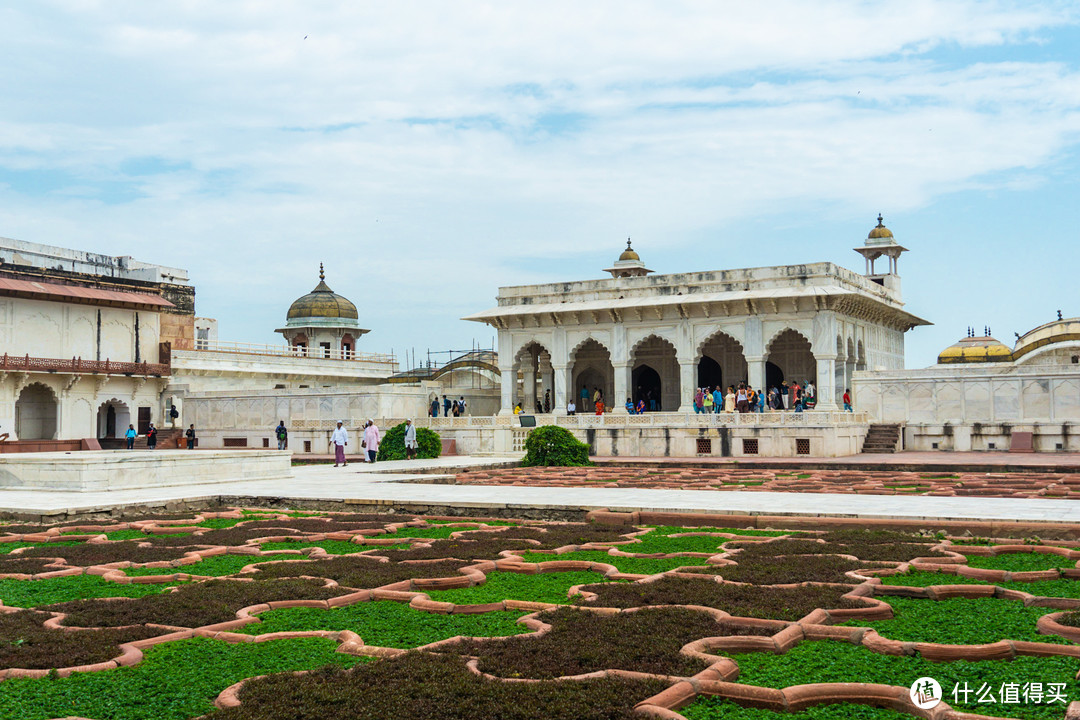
[938,334,1012,364]
[287,264,358,321]
[618,238,640,262]
[868,214,894,239]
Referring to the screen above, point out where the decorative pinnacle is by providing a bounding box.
[876,214,884,227]
[319,263,325,281]
[626,237,633,250]
[1059,310,1064,321]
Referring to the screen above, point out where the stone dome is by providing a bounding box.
[868,214,894,240]
[287,264,358,321]
[938,334,1012,364]
[618,238,640,262]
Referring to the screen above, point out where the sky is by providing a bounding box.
[1,1,1078,369]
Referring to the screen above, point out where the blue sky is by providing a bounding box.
[0,1,1078,368]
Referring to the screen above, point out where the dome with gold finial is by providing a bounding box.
[604,238,653,279]
[286,264,359,323]
[618,238,641,262]
[868,214,894,240]
[938,329,1012,364]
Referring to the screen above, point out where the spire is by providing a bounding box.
[319,263,325,282]
[626,237,633,251]
[876,213,884,227]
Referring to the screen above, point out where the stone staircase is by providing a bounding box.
[862,424,901,454]
[99,428,184,450]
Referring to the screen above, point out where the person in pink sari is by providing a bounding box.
[362,420,381,463]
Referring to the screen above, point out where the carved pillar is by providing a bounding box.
[677,360,696,413]
[746,355,766,395]
[612,363,632,414]
[815,356,839,411]
[522,368,537,413]
[538,352,553,413]
[498,363,515,415]
[553,364,570,416]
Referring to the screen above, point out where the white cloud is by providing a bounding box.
[0,1,1078,360]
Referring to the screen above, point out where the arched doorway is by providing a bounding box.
[515,342,552,413]
[698,331,747,393]
[767,329,816,390]
[15,383,58,440]
[697,356,723,390]
[765,361,784,391]
[632,365,661,411]
[571,339,613,412]
[631,336,678,411]
[97,399,131,439]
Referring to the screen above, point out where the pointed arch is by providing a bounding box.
[96,398,131,439]
[15,382,58,440]
[766,329,816,392]
[571,338,613,412]
[697,329,748,391]
[631,335,679,411]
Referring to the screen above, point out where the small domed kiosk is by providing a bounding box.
[937,329,1012,364]
[603,238,654,279]
[277,264,369,358]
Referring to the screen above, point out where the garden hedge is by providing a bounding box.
[521,425,592,467]
[376,422,441,461]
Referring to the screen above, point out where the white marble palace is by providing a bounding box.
[465,216,929,416]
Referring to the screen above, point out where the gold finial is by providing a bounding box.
[319,263,325,281]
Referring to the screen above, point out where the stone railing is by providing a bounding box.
[414,411,868,429]
[0,354,170,377]
[191,340,397,367]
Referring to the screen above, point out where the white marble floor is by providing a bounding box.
[2,455,1079,523]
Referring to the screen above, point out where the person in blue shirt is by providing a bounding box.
[125,425,137,449]
[625,398,635,414]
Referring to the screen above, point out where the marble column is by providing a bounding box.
[498,364,515,415]
[815,356,839,411]
[746,355,766,395]
[612,363,632,414]
[835,354,847,406]
[676,360,696,413]
[553,364,570,416]
[522,368,537,413]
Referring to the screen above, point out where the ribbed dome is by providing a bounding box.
[938,334,1012,364]
[287,265,358,321]
[618,238,640,262]
[868,214,894,239]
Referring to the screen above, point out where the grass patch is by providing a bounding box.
[375,526,468,540]
[1,541,84,554]
[732,640,1077,720]
[104,530,149,541]
[212,652,666,720]
[879,570,1080,598]
[195,517,246,529]
[517,550,709,575]
[965,553,1077,572]
[425,570,613,605]
[125,553,300,577]
[240,600,530,646]
[842,596,1068,645]
[0,575,175,607]
[0,636,366,720]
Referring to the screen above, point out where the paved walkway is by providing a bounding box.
[3,455,1080,524]
[596,452,1080,472]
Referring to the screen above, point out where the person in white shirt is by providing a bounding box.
[403,419,418,460]
[567,400,576,416]
[330,421,349,467]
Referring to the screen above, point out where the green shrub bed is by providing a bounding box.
[841,596,1068,645]
[252,556,468,588]
[376,421,442,461]
[879,570,1080,598]
[124,552,299,577]
[965,552,1078,572]
[732,640,1077,720]
[683,698,915,720]
[240,600,530,645]
[0,636,366,720]
[194,517,246,529]
[452,606,718,678]
[521,425,592,467]
[0,575,176,607]
[576,576,861,620]
[43,578,350,628]
[1,541,84,554]
[104,529,150,541]
[424,570,612,605]
[516,550,709,575]
[214,652,665,720]
[375,526,467,540]
[0,610,165,669]
[459,524,639,549]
